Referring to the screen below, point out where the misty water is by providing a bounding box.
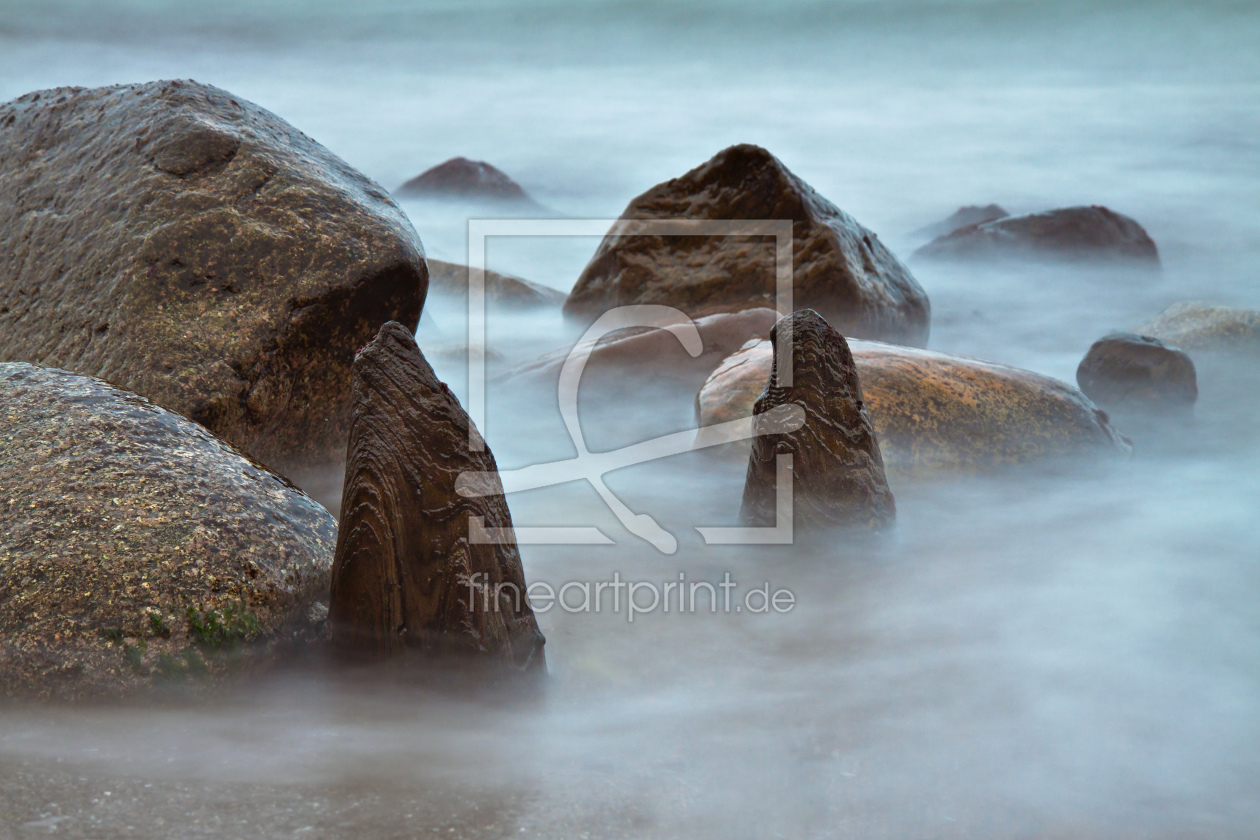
[2,1,1260,837]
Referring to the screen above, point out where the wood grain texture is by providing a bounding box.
[328,322,545,672]
[739,310,896,530]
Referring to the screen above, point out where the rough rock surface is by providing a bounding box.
[1136,302,1260,354]
[0,363,336,701]
[913,205,1159,264]
[1076,333,1197,414]
[740,310,896,530]
[397,157,537,206]
[0,80,428,475]
[912,204,1008,241]
[564,144,931,347]
[426,259,565,308]
[328,322,545,671]
[702,337,1132,475]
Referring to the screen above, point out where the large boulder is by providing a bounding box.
[426,259,566,309]
[564,144,931,347]
[701,338,1132,476]
[397,157,539,207]
[1136,302,1260,355]
[740,310,896,530]
[0,363,336,701]
[1076,333,1197,415]
[911,204,1008,241]
[0,80,428,476]
[913,205,1159,265]
[329,322,545,672]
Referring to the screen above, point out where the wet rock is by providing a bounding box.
[740,310,896,530]
[328,322,545,671]
[0,363,336,701]
[911,204,1008,241]
[1076,333,1197,415]
[426,259,566,308]
[397,157,538,207]
[564,144,931,347]
[1136,302,1260,355]
[913,205,1159,265]
[702,336,1132,476]
[0,80,428,476]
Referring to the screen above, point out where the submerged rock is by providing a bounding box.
[1076,333,1197,415]
[913,205,1159,265]
[0,363,336,701]
[397,157,538,207]
[911,204,1008,241]
[0,80,428,476]
[740,310,896,530]
[1136,302,1260,355]
[329,322,545,671]
[426,259,565,308]
[564,144,931,347]
[507,306,780,388]
[702,337,1132,475]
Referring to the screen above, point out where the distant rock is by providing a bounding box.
[0,80,428,477]
[0,363,336,701]
[701,336,1132,476]
[740,310,896,530]
[1076,333,1197,416]
[426,259,566,308]
[1136,302,1260,355]
[329,322,545,671]
[913,205,1159,265]
[397,157,539,207]
[507,307,779,391]
[911,204,1008,241]
[564,144,931,347]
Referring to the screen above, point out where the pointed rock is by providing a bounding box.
[397,157,538,207]
[328,322,545,671]
[740,310,896,530]
[564,144,931,347]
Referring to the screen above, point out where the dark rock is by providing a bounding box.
[911,204,1008,241]
[564,144,931,347]
[701,336,1133,476]
[328,322,545,672]
[426,259,566,308]
[0,80,428,476]
[739,310,896,530]
[0,363,336,701]
[1076,332,1197,415]
[1136,302,1260,355]
[913,205,1159,265]
[397,157,537,206]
